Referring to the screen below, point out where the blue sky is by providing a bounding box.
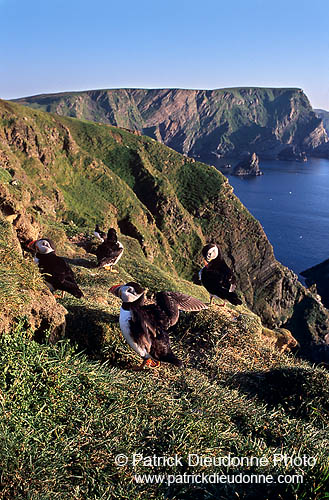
[1,0,328,109]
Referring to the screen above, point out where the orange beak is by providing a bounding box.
[203,259,208,266]
[109,284,122,296]
[27,240,37,250]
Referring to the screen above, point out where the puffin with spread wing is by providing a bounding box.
[200,243,242,306]
[110,282,208,370]
[28,238,83,298]
[96,228,124,273]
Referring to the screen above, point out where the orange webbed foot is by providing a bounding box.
[145,359,160,368]
[131,359,160,371]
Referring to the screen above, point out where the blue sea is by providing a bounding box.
[212,158,329,278]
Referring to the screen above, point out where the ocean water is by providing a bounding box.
[212,158,329,277]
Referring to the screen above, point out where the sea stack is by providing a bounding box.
[233,153,263,176]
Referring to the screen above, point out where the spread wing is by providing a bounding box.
[129,308,182,366]
[132,304,160,339]
[130,292,207,339]
[130,306,158,342]
[158,291,208,311]
[155,291,208,328]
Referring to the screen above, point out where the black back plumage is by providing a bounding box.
[201,244,242,306]
[96,228,124,267]
[129,313,182,366]
[36,252,83,298]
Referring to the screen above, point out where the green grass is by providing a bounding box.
[0,218,43,311]
[0,313,328,500]
[1,232,326,499]
[0,168,12,183]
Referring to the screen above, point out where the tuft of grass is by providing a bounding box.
[0,218,44,311]
[0,168,12,183]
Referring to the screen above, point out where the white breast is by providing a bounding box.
[112,241,124,265]
[119,307,149,359]
[94,231,104,242]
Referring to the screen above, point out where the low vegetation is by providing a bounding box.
[0,99,328,499]
[0,219,44,315]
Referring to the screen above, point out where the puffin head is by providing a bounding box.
[29,238,55,255]
[107,228,117,242]
[109,282,145,303]
[202,243,219,263]
[94,225,105,242]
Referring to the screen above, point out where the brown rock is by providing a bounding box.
[0,289,67,343]
[233,153,263,176]
[261,327,298,352]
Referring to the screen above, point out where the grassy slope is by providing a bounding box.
[2,98,329,345]
[0,101,180,274]
[0,99,242,283]
[0,99,329,498]
[0,230,328,500]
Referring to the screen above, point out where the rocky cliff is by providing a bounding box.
[301,259,329,310]
[14,87,329,161]
[1,99,328,355]
[315,109,329,132]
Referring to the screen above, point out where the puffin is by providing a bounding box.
[110,282,208,370]
[199,243,242,306]
[96,228,124,273]
[27,238,83,298]
[94,224,106,242]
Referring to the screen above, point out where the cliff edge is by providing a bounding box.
[14,87,329,160]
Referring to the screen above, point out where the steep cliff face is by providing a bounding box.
[14,87,329,159]
[301,259,329,309]
[1,99,328,352]
[313,109,329,158]
[315,109,329,134]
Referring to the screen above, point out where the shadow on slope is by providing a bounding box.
[65,305,118,356]
[225,366,329,422]
[64,256,97,269]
